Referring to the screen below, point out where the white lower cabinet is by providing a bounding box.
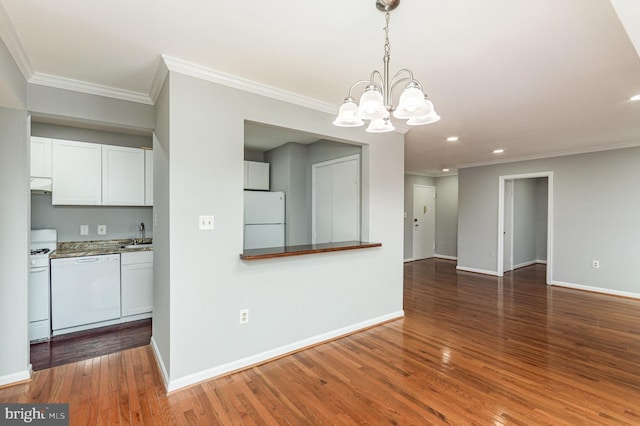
[121,251,153,319]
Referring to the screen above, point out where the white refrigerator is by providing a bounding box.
[244,191,285,249]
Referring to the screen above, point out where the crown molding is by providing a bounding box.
[458,140,640,169]
[0,1,33,79]
[159,55,337,114]
[29,72,153,105]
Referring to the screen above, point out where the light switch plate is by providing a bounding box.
[80,225,89,235]
[199,215,214,230]
[97,225,107,235]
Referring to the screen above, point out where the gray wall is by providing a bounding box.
[404,174,459,261]
[0,107,30,385]
[513,179,538,267]
[32,122,151,148]
[31,193,152,242]
[435,175,458,258]
[157,69,404,390]
[0,36,30,385]
[403,175,435,260]
[458,147,640,296]
[264,142,309,245]
[536,178,548,261]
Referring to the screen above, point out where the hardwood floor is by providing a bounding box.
[3,259,640,424]
[30,319,151,371]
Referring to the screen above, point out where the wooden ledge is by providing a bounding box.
[240,241,382,261]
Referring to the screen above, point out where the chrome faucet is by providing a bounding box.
[140,222,145,240]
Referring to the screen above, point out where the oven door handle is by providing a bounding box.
[30,266,49,273]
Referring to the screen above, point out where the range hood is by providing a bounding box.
[30,177,52,193]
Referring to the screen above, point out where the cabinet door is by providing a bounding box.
[244,161,269,190]
[30,137,52,178]
[102,145,145,205]
[121,252,153,316]
[144,150,153,206]
[52,140,102,205]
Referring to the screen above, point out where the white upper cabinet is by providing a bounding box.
[52,140,102,205]
[102,145,145,206]
[144,149,153,206]
[30,137,52,178]
[244,161,269,190]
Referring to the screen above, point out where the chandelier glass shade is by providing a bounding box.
[333,0,440,132]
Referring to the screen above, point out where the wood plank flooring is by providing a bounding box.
[3,259,640,424]
[30,319,151,371]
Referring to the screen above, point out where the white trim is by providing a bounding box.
[149,58,169,103]
[459,141,640,170]
[29,73,154,105]
[0,367,31,387]
[513,260,538,269]
[550,280,640,300]
[435,254,457,261]
[536,259,547,264]
[165,311,404,392]
[0,1,33,79]
[456,266,499,276]
[404,258,415,263]
[150,336,170,391]
[497,172,554,285]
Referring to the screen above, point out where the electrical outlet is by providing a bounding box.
[97,225,107,235]
[199,215,214,230]
[592,260,600,269]
[239,309,249,324]
[80,225,89,235]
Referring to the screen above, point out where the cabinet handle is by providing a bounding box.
[76,258,99,263]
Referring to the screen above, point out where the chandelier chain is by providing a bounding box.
[383,12,391,61]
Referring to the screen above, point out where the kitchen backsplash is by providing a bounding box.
[31,193,153,242]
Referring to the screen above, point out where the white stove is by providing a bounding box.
[29,229,57,342]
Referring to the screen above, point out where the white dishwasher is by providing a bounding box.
[51,254,121,335]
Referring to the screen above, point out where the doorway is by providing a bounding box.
[498,172,553,283]
[412,185,436,260]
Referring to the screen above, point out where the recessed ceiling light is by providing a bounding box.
[442,168,450,172]
[631,94,640,101]
[446,136,459,142]
[493,149,505,154]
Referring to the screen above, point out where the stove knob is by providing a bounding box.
[30,259,36,266]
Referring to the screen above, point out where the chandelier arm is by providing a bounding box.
[346,80,375,98]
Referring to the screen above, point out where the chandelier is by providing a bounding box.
[333,0,440,133]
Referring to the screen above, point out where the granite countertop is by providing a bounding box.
[50,238,153,259]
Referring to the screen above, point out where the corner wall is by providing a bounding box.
[159,70,404,390]
[458,147,640,297]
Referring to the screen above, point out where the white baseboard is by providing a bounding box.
[0,366,31,387]
[165,311,404,392]
[549,280,640,299]
[456,265,499,276]
[513,260,537,269]
[150,336,170,391]
[435,254,457,261]
[536,259,547,264]
[403,258,414,263]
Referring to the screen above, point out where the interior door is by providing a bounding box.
[312,155,360,244]
[503,179,514,272]
[412,185,435,260]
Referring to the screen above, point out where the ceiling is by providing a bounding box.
[1,0,639,175]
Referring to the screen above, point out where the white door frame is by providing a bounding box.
[497,172,553,284]
[412,184,436,260]
[311,154,361,243]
